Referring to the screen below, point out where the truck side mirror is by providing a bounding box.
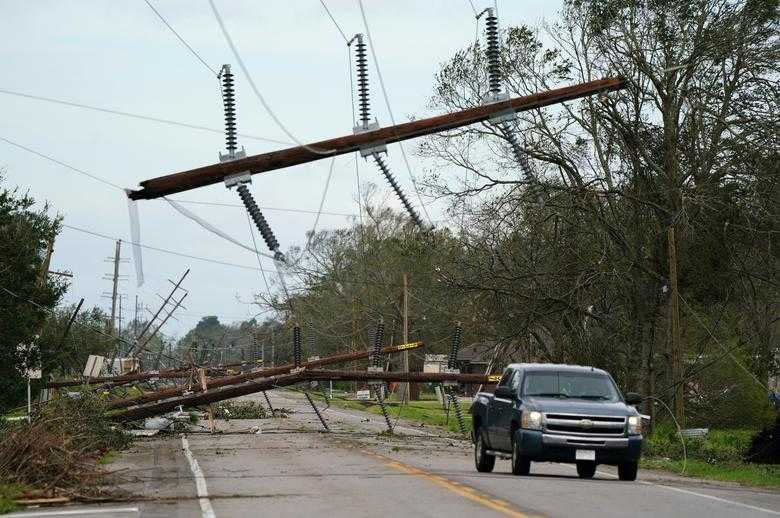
[624,392,642,405]
[494,386,515,399]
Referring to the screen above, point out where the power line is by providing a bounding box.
[356,0,434,227]
[0,88,292,146]
[143,0,219,76]
[165,198,356,217]
[1,131,355,218]
[208,0,333,156]
[0,284,136,350]
[0,135,125,190]
[61,223,282,274]
[318,0,349,43]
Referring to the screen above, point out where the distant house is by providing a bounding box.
[457,341,538,395]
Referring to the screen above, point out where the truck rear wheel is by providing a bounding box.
[511,434,531,475]
[576,461,596,479]
[618,461,638,481]
[474,429,495,473]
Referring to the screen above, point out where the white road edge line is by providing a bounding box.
[4,508,139,517]
[181,434,217,518]
[590,467,780,516]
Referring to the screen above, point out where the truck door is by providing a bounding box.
[488,369,516,451]
[494,369,522,450]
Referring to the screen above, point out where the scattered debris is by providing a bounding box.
[0,394,131,501]
[213,400,268,420]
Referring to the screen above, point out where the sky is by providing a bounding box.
[0,0,564,338]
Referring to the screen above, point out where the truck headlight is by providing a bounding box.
[627,415,642,435]
[521,411,543,430]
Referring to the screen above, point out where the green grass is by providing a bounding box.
[0,483,24,514]
[642,423,778,488]
[307,390,472,434]
[96,450,117,465]
[642,457,780,488]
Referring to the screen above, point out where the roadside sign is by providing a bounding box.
[356,389,371,401]
[424,354,448,373]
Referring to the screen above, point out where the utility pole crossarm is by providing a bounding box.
[128,77,626,200]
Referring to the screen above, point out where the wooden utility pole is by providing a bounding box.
[128,78,626,200]
[199,368,216,433]
[667,226,684,425]
[36,235,55,287]
[108,240,121,334]
[400,273,410,403]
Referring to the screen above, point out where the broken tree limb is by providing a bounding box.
[106,341,424,410]
[128,77,626,200]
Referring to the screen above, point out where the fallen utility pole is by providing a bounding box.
[106,341,424,409]
[111,368,496,422]
[47,367,191,388]
[128,78,625,200]
[303,370,493,384]
[113,371,303,422]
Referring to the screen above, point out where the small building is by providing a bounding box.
[456,341,535,395]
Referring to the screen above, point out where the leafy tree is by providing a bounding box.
[0,174,66,411]
[417,0,777,423]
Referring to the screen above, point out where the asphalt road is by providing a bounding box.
[8,390,779,518]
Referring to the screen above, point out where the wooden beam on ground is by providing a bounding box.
[128,77,626,200]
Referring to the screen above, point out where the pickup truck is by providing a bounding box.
[471,363,643,481]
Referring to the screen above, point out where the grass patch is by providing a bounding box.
[642,422,779,488]
[0,483,23,514]
[308,390,472,434]
[642,457,780,488]
[97,450,117,465]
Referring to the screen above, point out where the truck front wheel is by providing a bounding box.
[511,434,531,475]
[576,461,596,478]
[618,461,638,481]
[474,429,496,473]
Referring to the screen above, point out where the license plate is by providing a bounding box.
[576,449,595,461]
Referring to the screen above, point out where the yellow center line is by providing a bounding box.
[362,450,541,518]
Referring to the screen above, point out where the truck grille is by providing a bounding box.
[544,413,626,436]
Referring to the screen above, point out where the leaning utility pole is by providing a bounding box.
[135,292,188,358]
[667,226,684,425]
[131,269,189,355]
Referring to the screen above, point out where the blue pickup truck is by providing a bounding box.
[471,363,643,480]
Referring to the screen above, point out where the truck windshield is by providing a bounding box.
[522,372,620,401]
